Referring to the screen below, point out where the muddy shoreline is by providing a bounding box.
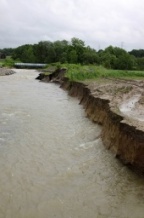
[37,69,144,173]
[0,68,15,76]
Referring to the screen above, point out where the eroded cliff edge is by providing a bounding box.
[37,69,144,173]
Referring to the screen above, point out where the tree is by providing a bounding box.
[70,37,85,63]
[53,40,69,63]
[129,49,144,58]
[0,53,6,59]
[35,41,56,63]
[71,37,85,47]
[59,52,68,63]
[68,50,78,63]
[115,53,135,70]
[83,46,99,64]
[98,46,135,70]
[136,57,144,70]
[12,44,36,63]
[99,51,117,68]
[0,48,14,56]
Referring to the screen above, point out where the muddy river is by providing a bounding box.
[0,69,143,218]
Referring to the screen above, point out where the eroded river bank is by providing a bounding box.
[0,69,144,218]
[37,68,144,172]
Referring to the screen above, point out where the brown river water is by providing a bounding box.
[0,69,143,218]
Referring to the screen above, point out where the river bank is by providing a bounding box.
[0,67,15,76]
[0,69,144,218]
[37,69,144,173]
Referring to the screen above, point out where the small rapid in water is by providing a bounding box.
[0,69,143,218]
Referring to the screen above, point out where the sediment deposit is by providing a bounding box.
[37,70,144,173]
[0,67,15,76]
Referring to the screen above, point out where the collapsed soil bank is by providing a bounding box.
[37,69,144,173]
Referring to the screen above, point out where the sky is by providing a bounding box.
[0,0,144,51]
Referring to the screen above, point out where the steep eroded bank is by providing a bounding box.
[37,70,144,173]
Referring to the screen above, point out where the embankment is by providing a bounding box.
[37,69,144,173]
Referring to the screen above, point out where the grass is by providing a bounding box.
[0,57,15,68]
[59,64,144,81]
[38,63,144,81]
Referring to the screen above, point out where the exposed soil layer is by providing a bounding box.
[37,70,144,173]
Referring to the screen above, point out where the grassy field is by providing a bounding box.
[59,64,144,81]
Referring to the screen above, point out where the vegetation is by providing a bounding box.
[0,59,4,67]
[0,57,15,68]
[61,64,144,81]
[0,37,140,70]
[1,37,144,74]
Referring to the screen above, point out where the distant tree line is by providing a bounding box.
[129,49,144,70]
[1,38,144,70]
[0,48,14,57]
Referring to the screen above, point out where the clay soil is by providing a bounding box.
[86,78,144,131]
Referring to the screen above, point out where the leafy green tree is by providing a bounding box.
[98,46,135,70]
[136,57,144,70]
[115,53,135,70]
[68,50,78,63]
[129,49,144,58]
[0,48,14,56]
[35,41,56,63]
[59,52,68,63]
[99,52,117,68]
[70,37,85,63]
[71,37,85,47]
[105,46,126,57]
[11,38,138,69]
[22,46,35,63]
[83,46,99,64]
[12,44,36,63]
[53,40,69,63]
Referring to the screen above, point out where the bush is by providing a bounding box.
[3,57,15,67]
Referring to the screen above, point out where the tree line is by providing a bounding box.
[1,37,144,70]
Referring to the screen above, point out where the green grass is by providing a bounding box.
[60,64,144,81]
[0,57,15,68]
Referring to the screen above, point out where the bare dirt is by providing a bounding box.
[86,78,144,131]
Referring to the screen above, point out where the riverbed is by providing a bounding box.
[0,69,143,218]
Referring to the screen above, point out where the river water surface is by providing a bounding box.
[0,69,143,218]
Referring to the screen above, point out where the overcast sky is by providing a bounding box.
[0,0,144,51]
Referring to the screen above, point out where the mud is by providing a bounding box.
[37,70,144,173]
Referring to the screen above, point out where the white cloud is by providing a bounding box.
[0,0,144,50]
